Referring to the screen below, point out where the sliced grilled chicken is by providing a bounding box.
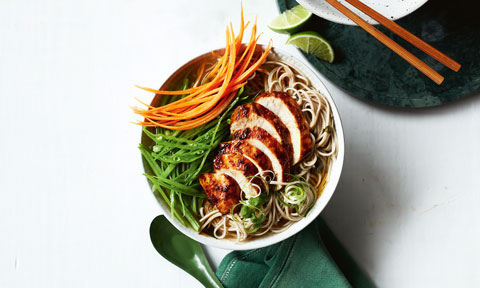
[255,92,312,165]
[230,102,293,158]
[213,152,266,198]
[218,140,273,177]
[232,127,290,189]
[199,173,240,214]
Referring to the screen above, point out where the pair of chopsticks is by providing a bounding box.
[324,0,461,85]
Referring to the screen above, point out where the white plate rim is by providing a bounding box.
[295,0,429,26]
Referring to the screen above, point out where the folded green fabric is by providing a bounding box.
[216,218,374,288]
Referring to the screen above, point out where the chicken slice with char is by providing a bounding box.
[218,140,273,178]
[232,127,290,189]
[230,102,293,159]
[199,173,240,215]
[213,152,266,199]
[255,92,312,165]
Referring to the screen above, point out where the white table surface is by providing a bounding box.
[1,0,479,287]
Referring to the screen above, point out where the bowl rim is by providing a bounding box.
[140,46,345,250]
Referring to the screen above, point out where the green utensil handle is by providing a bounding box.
[149,215,224,288]
[193,254,224,288]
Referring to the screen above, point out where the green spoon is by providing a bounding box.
[150,215,224,288]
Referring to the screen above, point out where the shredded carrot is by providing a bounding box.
[133,6,272,130]
[192,63,205,88]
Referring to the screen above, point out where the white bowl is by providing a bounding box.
[296,0,428,25]
[142,47,345,250]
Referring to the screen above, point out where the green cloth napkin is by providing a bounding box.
[215,218,374,288]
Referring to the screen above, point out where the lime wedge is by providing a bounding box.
[268,5,312,34]
[286,31,335,63]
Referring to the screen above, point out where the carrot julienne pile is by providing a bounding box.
[132,8,273,130]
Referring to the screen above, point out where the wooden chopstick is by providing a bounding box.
[345,0,461,72]
[323,0,444,85]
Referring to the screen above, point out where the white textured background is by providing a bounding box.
[1,0,479,287]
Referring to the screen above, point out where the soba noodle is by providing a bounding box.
[199,59,338,242]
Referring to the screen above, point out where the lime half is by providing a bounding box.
[286,31,335,63]
[268,5,312,34]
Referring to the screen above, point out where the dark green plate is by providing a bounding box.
[276,0,480,107]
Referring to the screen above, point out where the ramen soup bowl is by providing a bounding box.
[141,46,345,250]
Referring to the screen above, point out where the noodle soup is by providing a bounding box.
[141,47,344,249]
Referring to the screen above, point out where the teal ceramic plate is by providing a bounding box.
[276,0,480,107]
